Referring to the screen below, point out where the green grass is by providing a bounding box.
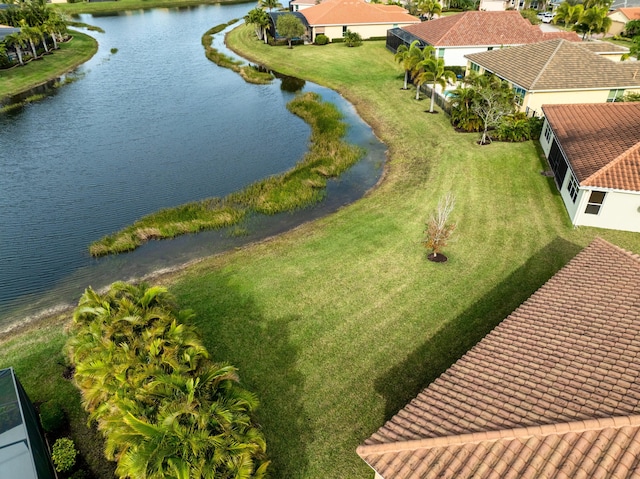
[0,31,97,102]
[2,23,640,479]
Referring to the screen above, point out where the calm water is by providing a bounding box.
[0,4,385,329]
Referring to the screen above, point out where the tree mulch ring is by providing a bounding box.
[427,253,448,263]
[424,110,439,114]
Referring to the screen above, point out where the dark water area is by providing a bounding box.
[0,4,385,330]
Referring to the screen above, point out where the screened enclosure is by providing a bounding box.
[0,368,55,479]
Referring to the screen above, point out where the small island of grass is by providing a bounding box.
[89,91,364,256]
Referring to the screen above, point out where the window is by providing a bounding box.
[566,174,579,203]
[487,47,494,51]
[607,89,625,102]
[543,122,552,143]
[513,86,526,106]
[470,63,480,72]
[438,48,445,58]
[585,190,606,215]
[342,25,347,35]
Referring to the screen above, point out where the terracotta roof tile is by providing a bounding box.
[616,7,640,20]
[542,103,640,191]
[466,39,640,91]
[402,11,580,47]
[358,239,640,478]
[300,0,419,26]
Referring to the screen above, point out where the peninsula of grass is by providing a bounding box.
[0,31,97,102]
[4,24,640,479]
[202,20,274,84]
[89,91,363,256]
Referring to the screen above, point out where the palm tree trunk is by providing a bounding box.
[15,46,24,66]
[430,83,436,112]
[403,70,409,90]
[28,40,37,59]
[415,83,421,100]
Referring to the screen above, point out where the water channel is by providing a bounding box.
[0,3,386,330]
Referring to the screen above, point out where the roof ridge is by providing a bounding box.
[529,39,564,90]
[357,414,640,457]
[581,140,640,187]
[589,237,640,264]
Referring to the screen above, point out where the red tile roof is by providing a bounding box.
[616,7,640,21]
[401,11,579,47]
[542,103,640,191]
[358,238,640,479]
[300,0,419,26]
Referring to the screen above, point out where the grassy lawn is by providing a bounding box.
[0,31,97,101]
[52,0,247,15]
[2,24,640,479]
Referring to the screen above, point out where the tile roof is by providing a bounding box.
[578,40,630,54]
[466,39,640,91]
[358,238,640,479]
[616,7,640,20]
[542,103,640,191]
[300,0,419,26]
[401,11,579,47]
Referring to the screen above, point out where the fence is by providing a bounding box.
[419,84,452,115]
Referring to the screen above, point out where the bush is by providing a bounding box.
[39,401,65,433]
[52,438,77,473]
[520,8,541,25]
[315,34,329,45]
[494,113,543,142]
[343,30,362,47]
[66,469,88,479]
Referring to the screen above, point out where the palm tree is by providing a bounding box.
[410,46,436,100]
[418,0,442,20]
[415,57,456,113]
[259,0,282,12]
[394,40,423,90]
[18,20,39,59]
[4,32,26,66]
[244,7,271,43]
[574,6,611,39]
[552,2,583,28]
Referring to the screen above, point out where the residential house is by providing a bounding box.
[298,0,420,43]
[608,7,640,36]
[387,11,579,66]
[465,39,640,116]
[289,0,316,12]
[540,103,640,233]
[0,368,56,479]
[358,237,640,478]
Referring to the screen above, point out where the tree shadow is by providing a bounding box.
[374,236,583,421]
[178,274,311,479]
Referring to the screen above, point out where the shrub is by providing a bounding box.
[67,469,88,479]
[315,34,329,45]
[52,438,77,473]
[343,30,363,47]
[39,401,65,433]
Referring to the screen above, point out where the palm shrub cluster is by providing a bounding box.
[0,0,68,68]
[65,282,269,479]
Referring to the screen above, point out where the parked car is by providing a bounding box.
[541,12,556,23]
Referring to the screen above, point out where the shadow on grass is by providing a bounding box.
[374,236,582,421]
[178,274,312,479]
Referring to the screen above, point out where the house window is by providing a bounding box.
[438,48,445,58]
[585,191,606,215]
[470,63,480,72]
[607,89,625,102]
[543,122,552,143]
[566,174,579,203]
[342,25,347,35]
[513,86,526,106]
[488,47,494,51]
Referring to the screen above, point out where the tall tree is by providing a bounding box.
[394,40,423,90]
[469,75,516,144]
[4,32,26,66]
[276,13,305,48]
[415,57,456,113]
[244,7,271,43]
[410,45,436,100]
[18,19,39,59]
[574,6,611,39]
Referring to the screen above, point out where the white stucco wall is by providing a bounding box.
[522,88,640,115]
[574,188,640,232]
[314,22,417,41]
[446,46,506,66]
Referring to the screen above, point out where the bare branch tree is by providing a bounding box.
[423,192,456,260]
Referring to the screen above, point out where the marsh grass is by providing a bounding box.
[89,92,364,256]
[202,21,273,84]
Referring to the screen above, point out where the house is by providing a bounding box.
[358,237,640,478]
[298,0,420,43]
[579,40,631,61]
[386,11,580,66]
[0,25,20,42]
[289,0,317,11]
[540,103,640,233]
[0,368,56,479]
[608,7,640,36]
[465,39,640,116]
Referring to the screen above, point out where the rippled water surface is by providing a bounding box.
[0,4,385,329]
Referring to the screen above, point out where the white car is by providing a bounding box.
[541,12,556,23]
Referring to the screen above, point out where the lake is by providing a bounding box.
[0,3,385,330]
